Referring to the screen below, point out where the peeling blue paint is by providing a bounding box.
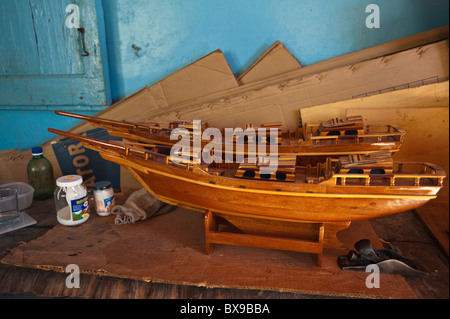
[0,0,111,151]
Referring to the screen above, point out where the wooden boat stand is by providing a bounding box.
[204,211,351,267]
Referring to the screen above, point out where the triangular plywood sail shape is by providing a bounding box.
[157,49,239,106]
[237,41,302,85]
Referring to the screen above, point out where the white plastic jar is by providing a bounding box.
[54,175,89,226]
[93,181,115,216]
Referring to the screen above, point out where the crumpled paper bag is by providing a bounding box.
[111,188,174,225]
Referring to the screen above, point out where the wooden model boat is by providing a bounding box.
[48,127,443,224]
[48,121,444,266]
[54,111,406,162]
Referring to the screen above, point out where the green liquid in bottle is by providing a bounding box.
[27,147,55,200]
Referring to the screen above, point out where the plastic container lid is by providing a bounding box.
[31,147,43,156]
[56,175,83,187]
[93,181,112,190]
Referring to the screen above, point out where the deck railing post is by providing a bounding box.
[414,177,420,186]
[390,176,395,186]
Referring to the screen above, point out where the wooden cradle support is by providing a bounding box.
[204,210,351,267]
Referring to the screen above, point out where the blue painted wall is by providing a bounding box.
[102,0,449,102]
[1,0,448,151]
[0,109,100,151]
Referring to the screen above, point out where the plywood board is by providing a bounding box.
[70,88,156,134]
[238,41,302,85]
[346,106,449,176]
[1,207,417,299]
[301,81,449,124]
[68,49,239,134]
[0,149,31,185]
[238,25,448,86]
[416,201,449,257]
[235,25,449,91]
[67,27,449,134]
[150,41,449,131]
[158,49,239,106]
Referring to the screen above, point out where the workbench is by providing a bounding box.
[0,197,448,300]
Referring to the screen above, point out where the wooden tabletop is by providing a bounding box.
[0,197,448,299]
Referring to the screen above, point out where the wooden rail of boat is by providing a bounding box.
[325,168,445,187]
[306,125,405,146]
[55,111,176,133]
[48,128,199,169]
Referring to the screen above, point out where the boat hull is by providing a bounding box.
[102,153,436,223]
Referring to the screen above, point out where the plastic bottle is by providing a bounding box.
[27,146,55,200]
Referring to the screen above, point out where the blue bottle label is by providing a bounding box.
[104,195,115,208]
[70,196,89,221]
